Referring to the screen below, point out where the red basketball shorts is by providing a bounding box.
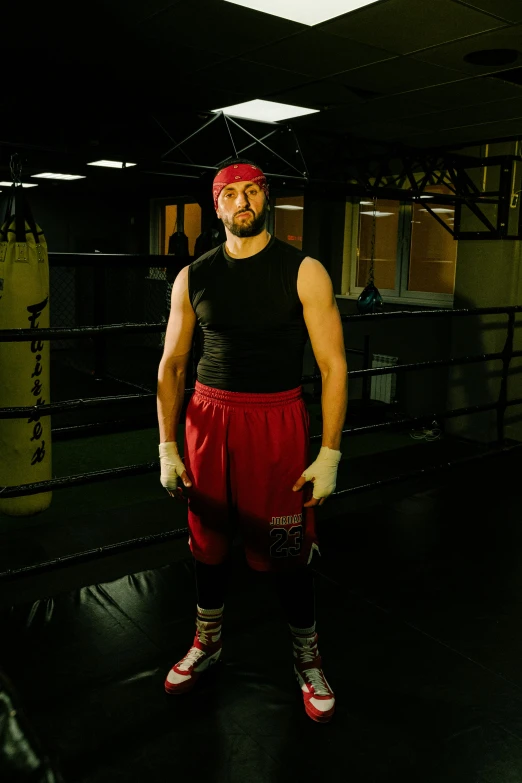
[183,381,320,572]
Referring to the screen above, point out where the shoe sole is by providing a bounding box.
[305,706,335,723]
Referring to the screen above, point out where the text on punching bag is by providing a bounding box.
[26,298,49,466]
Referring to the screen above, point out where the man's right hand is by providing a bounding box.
[159,442,193,501]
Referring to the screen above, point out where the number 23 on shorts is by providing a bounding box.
[269,525,303,559]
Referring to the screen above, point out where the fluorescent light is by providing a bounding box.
[360,211,394,217]
[87,160,137,168]
[31,173,86,180]
[419,208,454,214]
[223,0,380,25]
[361,201,375,205]
[212,99,319,122]
[275,205,304,210]
[0,181,38,188]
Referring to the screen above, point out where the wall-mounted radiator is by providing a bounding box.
[371,354,399,404]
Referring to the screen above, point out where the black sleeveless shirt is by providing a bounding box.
[188,235,309,392]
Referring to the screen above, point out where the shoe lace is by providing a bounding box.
[181,646,206,670]
[297,648,330,696]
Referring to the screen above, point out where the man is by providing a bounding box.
[157,159,348,724]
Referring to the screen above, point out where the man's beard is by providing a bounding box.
[222,201,269,238]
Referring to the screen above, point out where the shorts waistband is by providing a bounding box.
[194,380,303,407]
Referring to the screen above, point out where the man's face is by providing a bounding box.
[217,180,269,237]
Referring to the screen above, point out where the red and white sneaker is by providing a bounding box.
[293,633,335,723]
[165,609,223,695]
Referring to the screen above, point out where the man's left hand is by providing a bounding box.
[292,446,342,508]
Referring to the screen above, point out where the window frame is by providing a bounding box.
[344,200,455,309]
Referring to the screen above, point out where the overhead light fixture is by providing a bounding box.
[212,99,319,122]
[31,173,86,180]
[464,49,520,67]
[361,201,375,205]
[0,181,38,188]
[360,211,394,217]
[419,208,454,214]
[87,160,137,168]
[223,0,380,26]
[275,205,304,210]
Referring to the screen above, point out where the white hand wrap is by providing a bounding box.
[301,446,342,500]
[159,442,187,491]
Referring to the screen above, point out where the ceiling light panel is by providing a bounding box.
[223,0,381,26]
[87,161,137,168]
[31,173,86,180]
[212,99,319,122]
[0,181,38,188]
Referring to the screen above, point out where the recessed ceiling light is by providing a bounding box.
[0,181,38,188]
[31,173,86,180]
[87,160,137,168]
[223,0,381,26]
[464,48,520,67]
[212,99,319,122]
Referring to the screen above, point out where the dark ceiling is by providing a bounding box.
[3,0,522,191]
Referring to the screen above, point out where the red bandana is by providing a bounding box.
[213,163,269,211]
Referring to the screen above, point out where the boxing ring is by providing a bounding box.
[1,253,522,782]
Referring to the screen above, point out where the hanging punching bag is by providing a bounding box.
[357,196,384,315]
[357,282,383,314]
[0,184,53,516]
[166,206,190,285]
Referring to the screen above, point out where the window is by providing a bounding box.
[409,186,457,296]
[274,195,304,250]
[356,199,400,290]
[347,185,456,307]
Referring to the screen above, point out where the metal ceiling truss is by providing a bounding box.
[156,111,309,181]
[147,112,522,240]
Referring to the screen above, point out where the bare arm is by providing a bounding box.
[298,257,348,452]
[157,266,196,445]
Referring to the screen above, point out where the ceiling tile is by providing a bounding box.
[320,0,506,56]
[101,0,182,25]
[242,30,395,78]
[192,59,312,97]
[346,118,422,141]
[404,96,522,129]
[404,74,522,107]
[413,24,522,74]
[290,109,349,134]
[332,57,468,94]
[142,0,301,58]
[262,81,365,110]
[346,94,445,121]
[141,44,229,75]
[178,81,254,113]
[401,116,522,147]
[458,0,522,23]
